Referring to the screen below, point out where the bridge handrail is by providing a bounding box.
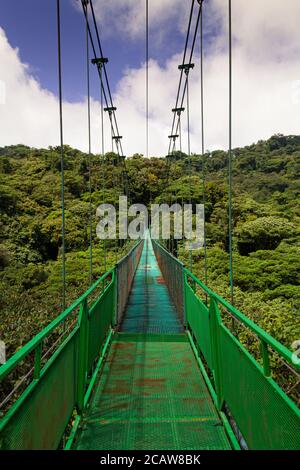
[116,239,143,267]
[0,236,148,449]
[116,238,144,324]
[184,268,299,369]
[152,236,297,366]
[149,237,299,370]
[151,238,185,322]
[151,238,185,267]
[0,268,114,382]
[152,239,300,449]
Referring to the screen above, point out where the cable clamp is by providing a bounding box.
[104,106,117,115]
[178,63,195,75]
[91,57,109,69]
[172,107,185,116]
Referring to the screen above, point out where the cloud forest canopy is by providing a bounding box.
[0,134,299,364]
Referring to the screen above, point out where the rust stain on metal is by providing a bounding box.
[181,397,206,405]
[182,357,193,365]
[113,342,135,350]
[109,402,129,411]
[177,382,188,389]
[181,371,191,378]
[135,378,166,387]
[105,386,131,394]
[111,363,133,371]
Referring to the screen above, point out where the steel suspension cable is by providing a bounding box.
[200,1,208,287]
[82,0,130,263]
[228,0,234,304]
[173,112,181,256]
[56,0,66,311]
[110,126,118,263]
[146,0,149,158]
[165,1,197,226]
[168,0,195,155]
[81,1,125,161]
[89,0,125,157]
[170,1,202,267]
[186,76,191,159]
[171,6,202,150]
[85,4,93,285]
[100,64,107,273]
[169,3,202,156]
[165,3,200,252]
[180,6,202,270]
[185,68,193,272]
[82,0,108,273]
[179,113,182,153]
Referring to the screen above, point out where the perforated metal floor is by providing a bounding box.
[73,236,231,450]
[120,235,184,334]
[74,335,231,450]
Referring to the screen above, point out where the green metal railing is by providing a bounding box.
[152,240,300,450]
[1,238,299,450]
[152,239,185,322]
[116,239,144,324]
[0,269,115,450]
[0,241,143,450]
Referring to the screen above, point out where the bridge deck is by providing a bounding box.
[120,235,184,334]
[73,237,231,450]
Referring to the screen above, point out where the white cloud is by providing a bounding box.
[114,0,300,153]
[214,0,300,61]
[74,0,190,40]
[1,0,300,157]
[0,27,110,154]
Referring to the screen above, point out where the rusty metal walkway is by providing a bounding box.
[120,234,184,334]
[73,235,232,450]
[2,235,299,450]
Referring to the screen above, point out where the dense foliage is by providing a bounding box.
[0,134,300,362]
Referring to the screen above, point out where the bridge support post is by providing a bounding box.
[77,298,89,414]
[260,339,271,377]
[209,297,224,410]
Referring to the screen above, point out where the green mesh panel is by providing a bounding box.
[184,273,300,450]
[87,281,115,374]
[218,325,300,450]
[0,330,79,450]
[73,336,231,450]
[152,240,185,323]
[120,236,183,334]
[0,269,116,450]
[117,241,144,323]
[185,282,212,369]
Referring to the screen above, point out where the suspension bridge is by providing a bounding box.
[0,0,300,451]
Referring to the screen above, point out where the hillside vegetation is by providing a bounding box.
[0,134,300,360]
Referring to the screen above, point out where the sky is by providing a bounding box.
[0,0,300,156]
